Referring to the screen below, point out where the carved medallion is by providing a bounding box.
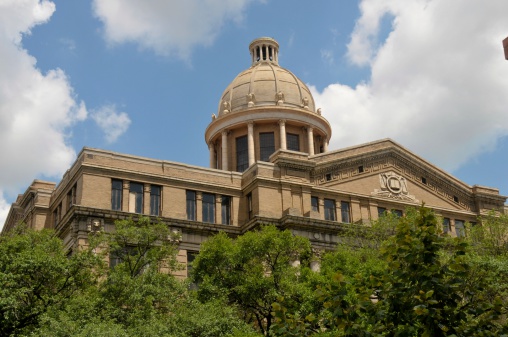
[371,171,418,202]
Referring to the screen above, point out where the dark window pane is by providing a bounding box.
[259,132,275,162]
[287,133,300,151]
[236,136,248,172]
[311,196,319,212]
[247,193,253,219]
[186,190,196,221]
[340,201,350,223]
[112,179,122,211]
[324,199,335,221]
[455,220,465,237]
[150,185,161,216]
[202,193,215,223]
[443,217,450,233]
[378,207,387,217]
[221,196,231,225]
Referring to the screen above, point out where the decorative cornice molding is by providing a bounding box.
[311,149,477,210]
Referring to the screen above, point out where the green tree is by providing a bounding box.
[191,225,311,336]
[273,207,508,336]
[34,216,256,337]
[0,225,101,336]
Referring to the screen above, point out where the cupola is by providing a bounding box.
[205,37,332,172]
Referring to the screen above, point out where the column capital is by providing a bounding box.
[278,119,286,126]
[221,130,228,137]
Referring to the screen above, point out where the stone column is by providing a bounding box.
[248,122,255,166]
[221,131,228,171]
[279,119,287,150]
[307,126,314,155]
[143,184,151,214]
[196,192,203,222]
[122,181,130,211]
[208,142,215,169]
[216,195,222,225]
[323,137,329,152]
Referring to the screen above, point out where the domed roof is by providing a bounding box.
[217,37,316,116]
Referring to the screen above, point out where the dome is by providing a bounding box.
[217,37,316,116]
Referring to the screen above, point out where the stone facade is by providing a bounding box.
[3,37,507,276]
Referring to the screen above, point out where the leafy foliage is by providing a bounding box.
[192,225,311,336]
[273,206,508,336]
[0,225,102,336]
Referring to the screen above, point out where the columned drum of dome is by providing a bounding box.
[205,37,332,172]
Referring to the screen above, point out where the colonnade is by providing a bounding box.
[209,121,329,171]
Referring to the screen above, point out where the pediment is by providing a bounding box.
[311,140,475,211]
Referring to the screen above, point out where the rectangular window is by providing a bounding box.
[247,193,253,219]
[340,201,350,223]
[377,207,387,217]
[259,132,275,162]
[67,184,77,210]
[311,196,319,212]
[443,217,450,233]
[221,196,231,225]
[324,199,336,221]
[129,182,144,214]
[53,203,61,227]
[111,179,123,211]
[202,193,215,223]
[186,190,196,221]
[150,185,161,216]
[455,220,465,237]
[186,251,198,278]
[287,133,300,151]
[236,135,249,172]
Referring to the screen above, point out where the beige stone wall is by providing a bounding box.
[81,174,111,209]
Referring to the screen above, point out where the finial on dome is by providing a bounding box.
[249,37,279,66]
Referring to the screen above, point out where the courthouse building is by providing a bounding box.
[3,37,506,275]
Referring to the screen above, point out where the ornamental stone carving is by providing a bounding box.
[276,91,284,105]
[222,100,231,114]
[371,171,418,202]
[302,97,309,109]
[247,92,255,107]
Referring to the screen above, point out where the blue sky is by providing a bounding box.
[1,0,508,228]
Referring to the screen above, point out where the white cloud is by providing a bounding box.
[92,0,259,58]
[0,0,88,230]
[314,0,508,172]
[91,105,131,143]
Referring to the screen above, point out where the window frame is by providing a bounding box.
[259,132,275,162]
[221,195,231,225]
[236,135,249,172]
[202,193,215,224]
[247,193,253,219]
[311,196,319,213]
[111,179,123,211]
[150,185,161,216]
[455,219,465,237]
[129,182,144,214]
[287,133,300,151]
[186,190,197,221]
[443,217,450,233]
[340,201,350,223]
[324,199,336,221]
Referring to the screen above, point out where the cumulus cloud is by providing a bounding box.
[0,0,88,229]
[91,105,131,143]
[314,0,508,171]
[92,0,259,58]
